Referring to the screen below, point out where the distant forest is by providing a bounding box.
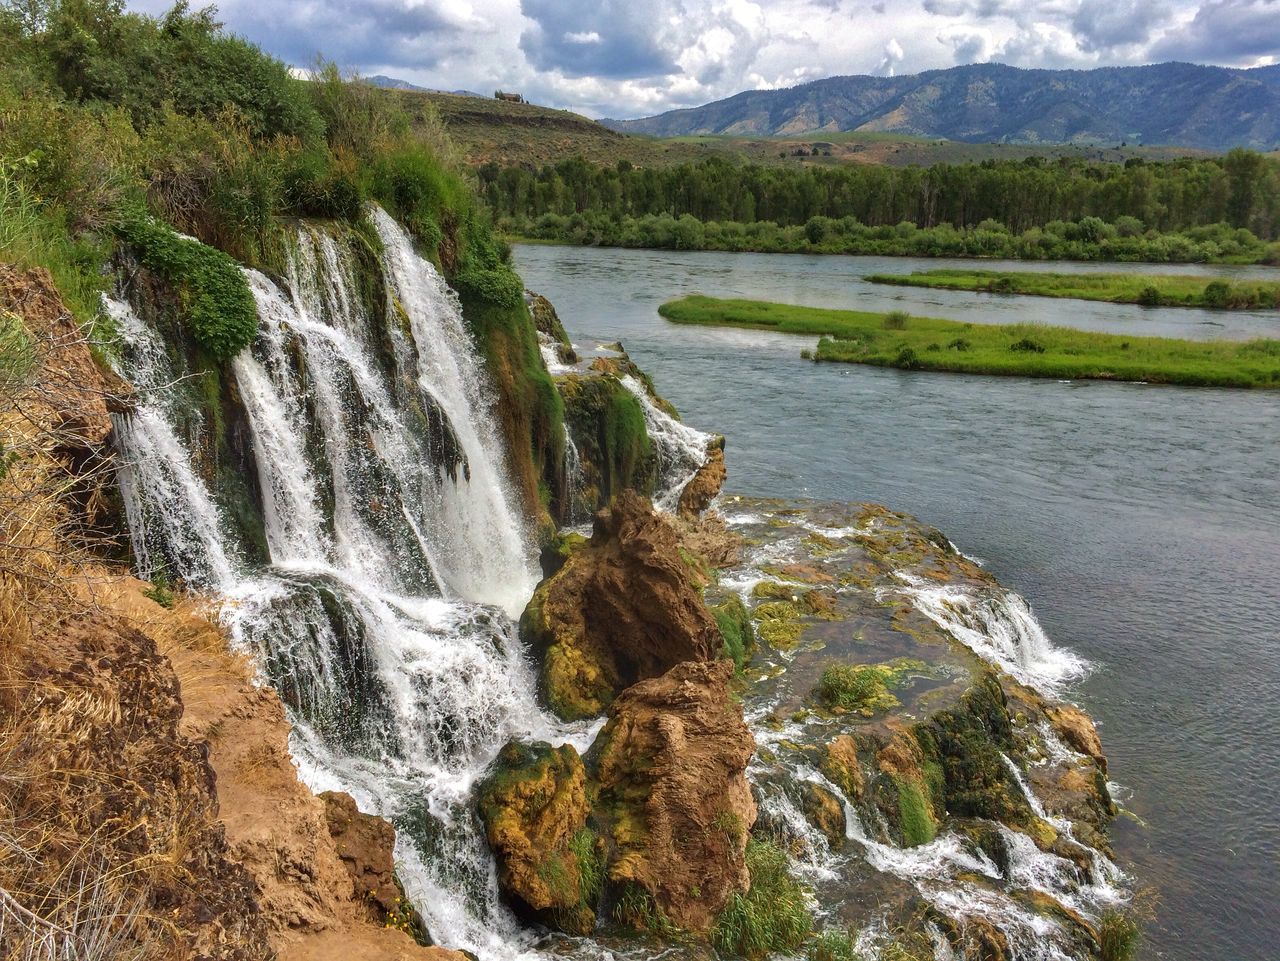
[480,154,1280,263]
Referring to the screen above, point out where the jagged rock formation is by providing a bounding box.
[521,491,721,719]
[588,659,757,933]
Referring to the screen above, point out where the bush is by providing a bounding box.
[1137,285,1163,307]
[1202,280,1231,308]
[713,839,813,959]
[946,337,970,351]
[882,310,909,330]
[894,347,919,368]
[118,212,258,360]
[453,266,524,308]
[1009,337,1046,353]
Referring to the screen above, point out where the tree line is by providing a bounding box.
[478,154,1280,263]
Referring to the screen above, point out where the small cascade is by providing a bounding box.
[618,374,713,513]
[895,574,1088,692]
[108,213,585,960]
[561,423,586,526]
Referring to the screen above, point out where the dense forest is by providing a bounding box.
[480,155,1280,263]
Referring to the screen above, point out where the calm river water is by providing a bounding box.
[513,244,1280,961]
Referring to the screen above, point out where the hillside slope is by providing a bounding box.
[607,61,1280,150]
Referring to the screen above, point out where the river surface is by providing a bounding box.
[513,244,1280,961]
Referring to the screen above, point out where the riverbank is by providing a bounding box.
[658,295,1280,387]
[868,268,1280,309]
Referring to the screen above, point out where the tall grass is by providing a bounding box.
[713,838,813,959]
[659,295,1280,389]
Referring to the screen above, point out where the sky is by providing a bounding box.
[126,0,1280,118]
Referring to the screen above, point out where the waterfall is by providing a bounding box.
[894,573,1088,693]
[561,423,586,526]
[108,214,588,960]
[618,374,713,513]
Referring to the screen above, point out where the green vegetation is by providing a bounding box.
[568,828,604,906]
[0,0,514,337]
[483,153,1280,263]
[659,295,1280,389]
[1098,910,1143,961]
[713,838,813,959]
[713,596,755,671]
[816,663,909,714]
[807,929,862,961]
[869,268,1280,309]
[118,212,257,359]
[894,779,937,847]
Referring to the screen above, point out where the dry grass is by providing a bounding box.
[0,306,191,960]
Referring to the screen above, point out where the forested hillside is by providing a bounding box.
[607,62,1280,152]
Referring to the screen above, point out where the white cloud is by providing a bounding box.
[121,0,1268,119]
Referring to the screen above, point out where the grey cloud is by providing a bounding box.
[519,0,678,79]
[1148,0,1280,62]
[1071,0,1170,53]
[169,0,463,69]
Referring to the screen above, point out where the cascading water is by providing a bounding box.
[108,213,589,959]
[894,573,1088,693]
[619,374,713,513]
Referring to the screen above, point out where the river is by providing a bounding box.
[513,244,1280,961]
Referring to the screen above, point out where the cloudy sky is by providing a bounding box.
[126,0,1280,118]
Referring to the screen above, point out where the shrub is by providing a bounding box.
[118,212,258,360]
[894,347,919,368]
[1137,285,1163,306]
[882,310,909,330]
[1009,337,1046,353]
[453,266,524,307]
[946,337,970,351]
[713,839,813,959]
[1202,280,1231,308]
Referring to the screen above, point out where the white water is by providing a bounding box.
[108,215,587,959]
[618,374,713,513]
[895,573,1088,693]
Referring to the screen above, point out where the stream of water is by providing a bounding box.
[513,243,1280,961]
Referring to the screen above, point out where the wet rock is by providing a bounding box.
[477,741,596,934]
[588,660,756,934]
[527,291,578,363]
[678,438,726,518]
[1045,703,1106,772]
[802,783,846,848]
[522,491,721,720]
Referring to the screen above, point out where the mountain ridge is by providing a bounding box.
[603,61,1280,151]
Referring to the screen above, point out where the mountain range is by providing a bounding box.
[603,61,1280,151]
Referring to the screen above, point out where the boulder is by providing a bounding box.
[1045,703,1106,772]
[522,491,721,720]
[477,741,597,934]
[589,659,756,934]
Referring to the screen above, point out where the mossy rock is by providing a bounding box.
[477,741,597,933]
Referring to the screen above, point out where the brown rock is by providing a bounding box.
[477,741,596,934]
[802,783,846,848]
[321,791,402,919]
[1045,704,1106,772]
[522,491,722,719]
[590,659,757,934]
[678,439,726,518]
